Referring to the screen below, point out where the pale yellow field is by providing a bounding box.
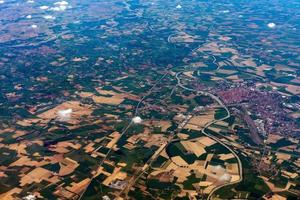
[16,118,42,127]
[8,143,27,155]
[9,156,48,167]
[103,167,127,186]
[255,64,272,76]
[226,163,239,174]
[78,91,94,98]
[217,69,237,75]
[171,156,188,167]
[37,101,93,124]
[276,153,291,161]
[143,120,172,132]
[271,81,300,95]
[185,111,215,130]
[0,188,22,200]
[181,141,206,157]
[198,181,213,187]
[20,167,58,186]
[49,142,81,154]
[207,126,222,133]
[12,130,27,139]
[171,32,196,43]
[196,137,216,147]
[211,76,224,81]
[183,71,195,78]
[226,75,240,81]
[214,121,229,127]
[59,157,79,176]
[95,88,117,96]
[197,42,238,55]
[66,178,91,194]
[241,59,257,67]
[92,95,124,105]
[177,133,190,140]
[107,131,121,148]
[184,123,202,131]
[0,128,15,134]
[84,143,95,153]
[266,134,283,144]
[219,153,235,161]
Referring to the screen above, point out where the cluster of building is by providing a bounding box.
[215,85,299,138]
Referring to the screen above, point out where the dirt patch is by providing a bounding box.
[37,101,93,124]
[20,167,58,186]
[59,157,79,176]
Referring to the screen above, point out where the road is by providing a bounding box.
[175,72,243,200]
[119,108,198,198]
[119,71,243,199]
[78,71,169,200]
[79,69,243,200]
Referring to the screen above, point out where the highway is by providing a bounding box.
[120,71,243,199]
[79,70,243,200]
[78,71,169,200]
[175,72,243,200]
[119,108,199,198]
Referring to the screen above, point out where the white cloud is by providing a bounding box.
[26,15,32,19]
[40,5,49,10]
[132,116,142,124]
[31,24,38,29]
[43,15,56,20]
[176,4,182,9]
[102,196,110,200]
[23,195,36,200]
[211,165,231,182]
[0,0,5,4]
[267,22,276,28]
[219,173,231,182]
[211,165,223,172]
[27,0,34,3]
[50,1,71,11]
[57,109,72,121]
[221,10,230,13]
[50,6,67,11]
[54,1,69,6]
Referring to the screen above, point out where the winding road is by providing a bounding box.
[79,67,243,200]
[175,71,243,200]
[119,71,243,199]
